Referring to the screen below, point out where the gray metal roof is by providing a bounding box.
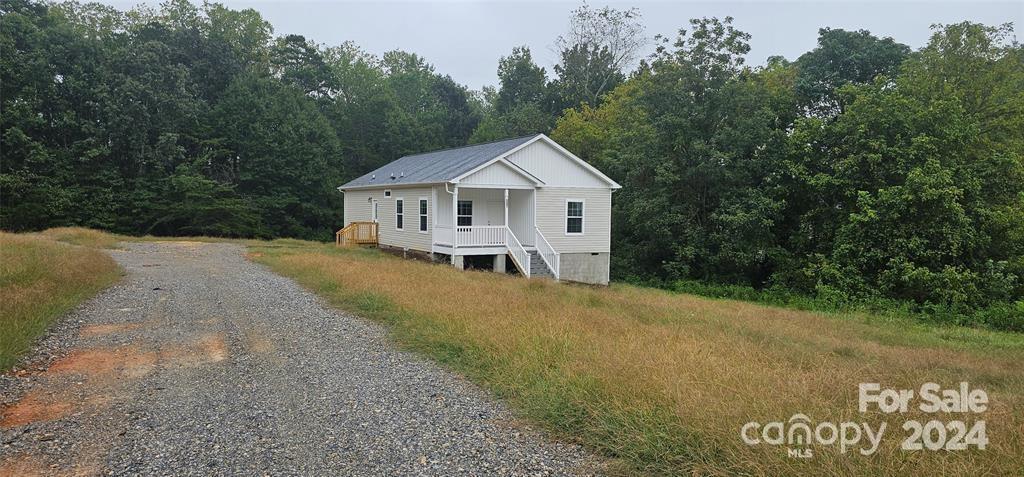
[339,135,538,189]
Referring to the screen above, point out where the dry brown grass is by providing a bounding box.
[36,227,124,248]
[253,244,1024,476]
[0,231,121,369]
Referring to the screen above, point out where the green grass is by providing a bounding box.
[0,230,122,369]
[669,278,1024,333]
[249,241,1024,475]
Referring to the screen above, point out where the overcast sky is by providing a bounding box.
[99,0,1023,91]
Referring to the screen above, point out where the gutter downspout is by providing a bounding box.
[449,182,458,265]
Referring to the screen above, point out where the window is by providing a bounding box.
[457,200,473,226]
[566,200,584,235]
[384,189,392,197]
[418,198,428,232]
[395,198,404,230]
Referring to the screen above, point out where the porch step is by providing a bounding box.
[525,250,555,278]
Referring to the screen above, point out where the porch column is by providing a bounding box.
[504,189,509,228]
[451,184,458,265]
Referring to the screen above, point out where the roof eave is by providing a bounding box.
[337,181,444,191]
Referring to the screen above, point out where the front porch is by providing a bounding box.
[431,186,534,249]
[431,186,558,279]
[431,226,527,256]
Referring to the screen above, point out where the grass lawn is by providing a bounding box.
[249,241,1024,476]
[0,230,122,369]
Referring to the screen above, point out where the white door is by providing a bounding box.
[486,200,503,226]
[371,199,379,223]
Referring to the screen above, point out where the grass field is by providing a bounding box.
[0,230,121,369]
[3,228,1022,474]
[250,242,1024,476]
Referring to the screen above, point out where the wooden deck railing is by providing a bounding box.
[336,221,378,246]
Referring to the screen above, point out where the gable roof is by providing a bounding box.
[338,135,537,189]
[338,133,621,190]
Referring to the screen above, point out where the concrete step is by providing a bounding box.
[525,250,554,278]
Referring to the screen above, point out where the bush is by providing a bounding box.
[669,279,1023,333]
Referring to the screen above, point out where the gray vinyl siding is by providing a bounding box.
[535,187,612,253]
[342,189,373,223]
[343,186,433,253]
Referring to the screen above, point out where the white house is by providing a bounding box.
[337,134,620,285]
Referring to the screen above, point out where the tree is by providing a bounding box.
[2,0,1020,327]
[470,46,553,142]
[551,3,645,109]
[794,28,910,116]
[551,43,625,112]
[469,102,552,143]
[494,46,548,114]
[555,17,797,284]
[271,34,332,98]
[781,22,1023,311]
[209,72,343,238]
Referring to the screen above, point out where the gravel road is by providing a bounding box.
[0,242,599,476]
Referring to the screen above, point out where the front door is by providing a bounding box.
[486,200,503,226]
[371,199,379,223]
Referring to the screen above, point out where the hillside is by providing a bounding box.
[251,241,1024,475]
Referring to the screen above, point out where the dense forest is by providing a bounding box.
[2,1,1021,328]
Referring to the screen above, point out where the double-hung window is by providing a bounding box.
[566,200,584,235]
[457,200,473,227]
[395,198,404,230]
[418,198,428,232]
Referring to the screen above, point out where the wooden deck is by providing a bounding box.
[336,221,378,246]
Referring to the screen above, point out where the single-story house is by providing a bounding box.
[336,134,620,285]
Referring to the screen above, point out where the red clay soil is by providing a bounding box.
[0,390,72,428]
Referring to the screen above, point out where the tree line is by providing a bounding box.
[2,1,1021,327]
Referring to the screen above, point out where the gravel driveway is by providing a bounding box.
[0,242,599,476]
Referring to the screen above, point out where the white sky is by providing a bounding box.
[98,0,1023,91]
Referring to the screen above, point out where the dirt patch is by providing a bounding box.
[0,454,48,477]
[0,450,103,477]
[198,333,228,362]
[152,334,230,368]
[79,322,141,337]
[0,390,73,428]
[48,336,230,377]
[47,347,158,378]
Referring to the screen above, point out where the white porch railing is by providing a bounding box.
[535,228,560,280]
[433,224,532,277]
[456,225,505,246]
[505,227,530,278]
